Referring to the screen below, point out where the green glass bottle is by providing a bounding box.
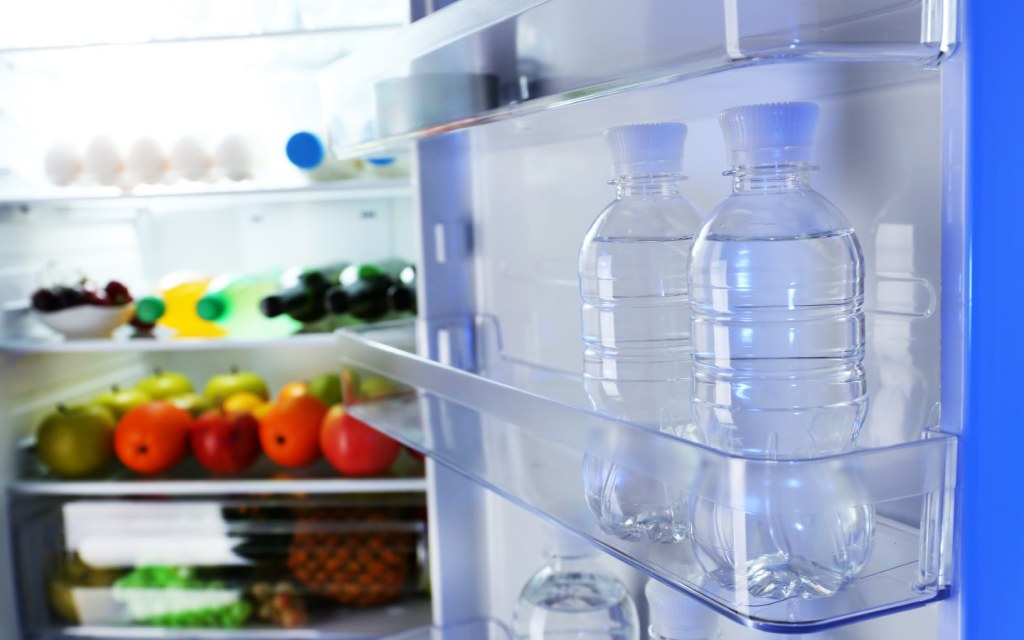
[260,261,350,324]
[323,261,403,321]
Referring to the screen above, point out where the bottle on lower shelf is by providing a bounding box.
[511,528,640,640]
[645,579,721,640]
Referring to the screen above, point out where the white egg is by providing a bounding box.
[126,136,168,185]
[43,142,82,187]
[214,134,254,182]
[82,136,124,187]
[170,135,213,182]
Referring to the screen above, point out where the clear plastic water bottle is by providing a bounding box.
[512,530,640,640]
[644,579,720,640]
[578,123,703,544]
[688,102,873,599]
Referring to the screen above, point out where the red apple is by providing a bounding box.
[190,409,261,474]
[320,405,401,477]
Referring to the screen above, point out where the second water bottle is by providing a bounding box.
[688,102,873,599]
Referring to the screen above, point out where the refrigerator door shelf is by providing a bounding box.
[335,318,958,633]
[318,0,959,159]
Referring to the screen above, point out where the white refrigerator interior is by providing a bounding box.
[0,0,967,639]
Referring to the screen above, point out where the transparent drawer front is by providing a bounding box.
[10,492,431,638]
[336,319,957,632]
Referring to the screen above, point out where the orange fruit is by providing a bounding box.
[276,381,309,402]
[258,395,327,468]
[223,390,266,415]
[114,401,191,474]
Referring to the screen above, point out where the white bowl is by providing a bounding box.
[34,304,135,340]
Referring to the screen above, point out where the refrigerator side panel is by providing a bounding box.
[959,1,1024,638]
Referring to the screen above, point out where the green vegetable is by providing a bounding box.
[111,565,250,628]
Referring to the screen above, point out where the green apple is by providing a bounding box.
[36,405,115,478]
[204,367,269,405]
[167,391,214,418]
[360,375,403,401]
[135,368,194,399]
[307,372,342,407]
[64,403,117,432]
[92,385,152,418]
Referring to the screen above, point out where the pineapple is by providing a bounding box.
[286,507,416,607]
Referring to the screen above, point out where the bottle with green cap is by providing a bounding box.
[135,272,225,339]
[195,270,300,338]
[259,261,350,325]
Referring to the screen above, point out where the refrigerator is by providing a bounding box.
[0,0,1016,638]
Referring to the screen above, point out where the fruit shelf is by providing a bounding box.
[318,0,958,159]
[334,318,958,633]
[0,178,412,215]
[13,444,426,497]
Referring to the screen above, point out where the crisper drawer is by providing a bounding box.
[9,492,431,639]
[335,319,958,633]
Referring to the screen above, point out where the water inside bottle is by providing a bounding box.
[580,235,693,544]
[688,227,874,599]
[514,569,639,639]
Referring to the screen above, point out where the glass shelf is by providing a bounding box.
[0,331,339,355]
[383,618,512,640]
[13,447,427,497]
[0,179,412,214]
[56,599,433,640]
[319,0,959,158]
[334,319,957,633]
[0,20,403,70]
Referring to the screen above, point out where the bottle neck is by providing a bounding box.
[729,163,815,194]
[544,550,597,571]
[649,629,720,640]
[614,174,685,199]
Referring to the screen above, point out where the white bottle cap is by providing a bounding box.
[718,101,819,167]
[604,122,686,177]
[645,579,719,640]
